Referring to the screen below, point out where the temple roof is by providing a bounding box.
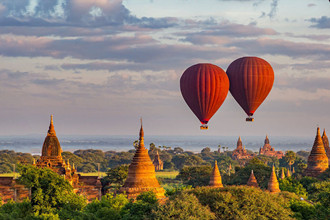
[237,136,242,148]
[209,161,223,188]
[265,135,270,144]
[41,115,62,157]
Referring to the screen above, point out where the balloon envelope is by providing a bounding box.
[180,63,229,125]
[226,57,274,117]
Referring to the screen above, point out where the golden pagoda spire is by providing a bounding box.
[280,168,285,179]
[247,170,258,187]
[292,167,295,174]
[139,118,144,148]
[209,160,223,188]
[72,163,75,170]
[268,166,280,193]
[305,127,329,177]
[47,115,56,136]
[32,158,36,165]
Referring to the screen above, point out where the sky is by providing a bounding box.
[0,0,329,137]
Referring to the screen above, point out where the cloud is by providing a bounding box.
[309,16,330,29]
[0,0,178,29]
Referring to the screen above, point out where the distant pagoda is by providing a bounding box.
[153,151,163,171]
[280,168,285,179]
[305,127,329,177]
[259,135,284,159]
[232,136,254,160]
[268,166,280,193]
[286,169,291,177]
[247,170,258,188]
[119,119,165,199]
[209,161,223,188]
[322,129,330,165]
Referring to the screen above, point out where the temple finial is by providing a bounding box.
[139,118,144,148]
[47,115,56,136]
[323,129,327,137]
[317,127,320,136]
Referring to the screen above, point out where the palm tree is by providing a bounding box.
[284,151,296,172]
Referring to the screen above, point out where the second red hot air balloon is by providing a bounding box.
[180,63,229,129]
[226,57,274,121]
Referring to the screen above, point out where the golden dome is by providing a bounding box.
[268,166,280,193]
[209,161,223,188]
[41,115,62,157]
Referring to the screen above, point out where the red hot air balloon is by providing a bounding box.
[226,57,274,122]
[180,63,230,130]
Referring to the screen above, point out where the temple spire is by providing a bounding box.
[286,169,291,177]
[247,170,258,187]
[209,160,223,188]
[268,166,280,193]
[265,135,270,144]
[139,118,144,148]
[47,115,56,136]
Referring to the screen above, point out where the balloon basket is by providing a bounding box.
[200,125,208,130]
[246,117,254,122]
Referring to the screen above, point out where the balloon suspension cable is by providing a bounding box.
[246,116,254,122]
[200,124,209,130]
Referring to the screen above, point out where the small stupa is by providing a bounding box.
[247,170,258,187]
[268,166,281,193]
[209,161,223,188]
[119,119,165,199]
[286,169,291,177]
[153,151,163,171]
[322,129,330,164]
[292,167,295,174]
[305,127,329,177]
[280,168,285,179]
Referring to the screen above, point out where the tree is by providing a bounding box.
[177,165,212,187]
[192,186,297,220]
[285,151,296,172]
[102,165,129,192]
[279,177,307,198]
[17,165,86,216]
[153,192,215,219]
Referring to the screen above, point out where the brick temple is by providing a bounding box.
[0,115,102,203]
[259,135,283,159]
[232,136,255,160]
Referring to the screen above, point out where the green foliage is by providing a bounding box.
[81,193,129,220]
[102,165,129,192]
[17,165,86,216]
[227,164,272,189]
[0,199,33,219]
[191,186,296,220]
[279,177,307,197]
[177,165,212,187]
[290,200,317,220]
[152,192,215,220]
[121,191,159,220]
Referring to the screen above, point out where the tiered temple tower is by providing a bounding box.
[259,135,283,159]
[247,170,258,187]
[268,166,280,193]
[209,161,223,188]
[322,129,330,165]
[232,136,254,160]
[119,120,165,199]
[36,115,79,185]
[286,169,291,177]
[305,127,329,177]
[153,151,163,171]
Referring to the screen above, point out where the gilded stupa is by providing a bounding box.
[322,129,330,165]
[119,120,165,199]
[268,166,280,193]
[280,168,285,179]
[305,127,329,177]
[209,161,223,188]
[286,169,291,177]
[247,170,258,187]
